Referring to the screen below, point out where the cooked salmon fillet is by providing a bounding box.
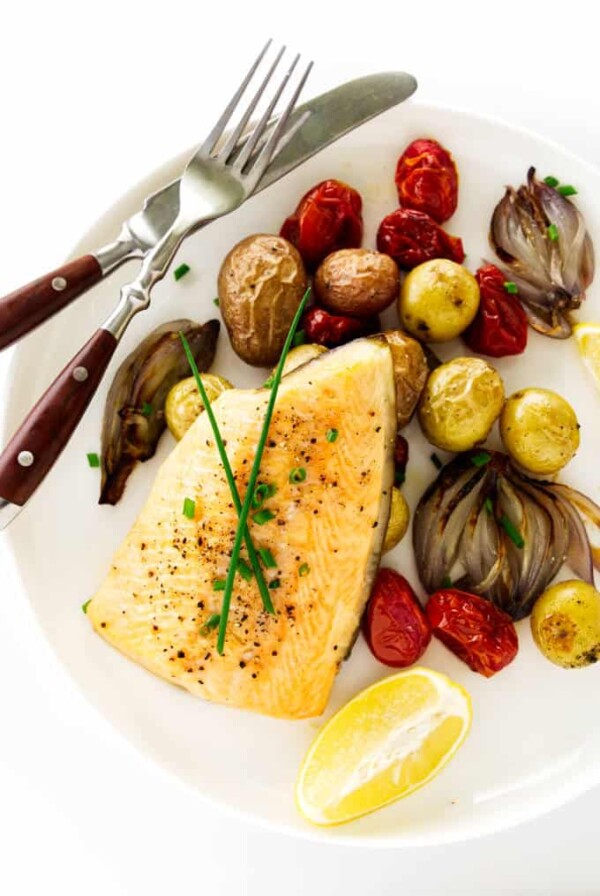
[88,338,396,719]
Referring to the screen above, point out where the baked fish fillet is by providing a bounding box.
[88,338,396,719]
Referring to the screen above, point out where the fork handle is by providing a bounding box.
[0,255,103,350]
[0,328,117,507]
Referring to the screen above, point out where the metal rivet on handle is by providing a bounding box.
[51,277,67,291]
[72,366,89,382]
[17,451,34,467]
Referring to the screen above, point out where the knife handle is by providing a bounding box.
[0,328,117,506]
[0,255,103,350]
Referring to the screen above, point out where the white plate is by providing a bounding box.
[4,101,600,847]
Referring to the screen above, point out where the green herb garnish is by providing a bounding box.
[258,548,277,569]
[201,613,221,634]
[251,482,277,509]
[237,558,253,581]
[558,184,577,197]
[471,451,491,467]
[547,223,559,242]
[213,297,220,306]
[174,263,191,281]
[544,175,559,188]
[500,514,525,549]
[326,428,339,443]
[299,562,310,577]
[182,497,196,519]
[289,467,307,484]
[253,509,276,526]
[484,497,494,515]
[395,469,406,486]
[87,452,100,468]
[441,576,452,588]
[263,374,275,389]
[216,287,311,654]
[213,579,226,591]
[431,453,443,470]
[503,281,518,294]
[81,599,92,614]
[268,578,281,590]
[141,401,153,417]
[179,333,274,617]
[292,329,306,347]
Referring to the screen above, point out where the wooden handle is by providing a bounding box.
[0,329,117,505]
[0,255,103,349]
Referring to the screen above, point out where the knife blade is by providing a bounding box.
[0,71,417,352]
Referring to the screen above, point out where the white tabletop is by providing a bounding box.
[1,2,599,893]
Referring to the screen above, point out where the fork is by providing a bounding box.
[0,41,313,526]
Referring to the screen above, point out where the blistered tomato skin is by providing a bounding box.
[280,179,363,271]
[376,208,464,270]
[463,264,528,357]
[426,589,519,678]
[302,306,380,348]
[395,139,459,224]
[363,569,431,668]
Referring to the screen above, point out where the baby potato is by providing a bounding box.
[280,343,327,377]
[500,388,580,476]
[418,357,505,452]
[383,488,410,553]
[165,374,233,440]
[399,258,480,342]
[531,580,600,668]
[218,234,308,367]
[380,330,429,429]
[314,249,400,317]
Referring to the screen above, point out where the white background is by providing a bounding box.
[1,1,599,893]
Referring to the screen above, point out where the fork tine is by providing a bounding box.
[199,39,272,157]
[233,53,302,173]
[244,60,313,183]
[217,45,286,164]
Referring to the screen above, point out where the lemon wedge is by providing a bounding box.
[296,667,471,826]
[574,322,600,391]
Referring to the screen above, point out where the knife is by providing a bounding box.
[0,72,417,351]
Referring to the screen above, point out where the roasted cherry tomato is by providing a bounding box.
[463,264,528,357]
[363,568,431,668]
[302,306,379,348]
[426,589,518,678]
[280,179,363,270]
[376,208,464,271]
[395,138,459,224]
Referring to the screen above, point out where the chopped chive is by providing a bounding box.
[500,514,525,549]
[504,281,518,294]
[326,428,339,443]
[253,509,276,525]
[263,375,275,389]
[180,333,274,617]
[213,297,220,306]
[251,482,277,509]
[289,467,307,484]
[213,579,226,591]
[557,184,577,197]
[431,453,443,470]
[182,497,196,519]
[141,401,153,417]
[217,287,311,654]
[237,558,253,581]
[292,329,306,347]
[174,263,190,281]
[299,562,310,577]
[201,613,221,634]
[484,497,494,515]
[544,175,559,188]
[258,548,277,569]
[471,451,492,467]
[87,452,100,468]
[395,469,406,486]
[81,599,92,614]
[547,223,559,241]
[441,576,453,588]
[268,578,281,590]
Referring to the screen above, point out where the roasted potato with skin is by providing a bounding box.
[314,249,400,317]
[399,258,480,342]
[383,488,410,553]
[531,580,600,668]
[500,388,580,476]
[380,330,429,429]
[165,374,233,440]
[218,234,308,366]
[418,356,505,452]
